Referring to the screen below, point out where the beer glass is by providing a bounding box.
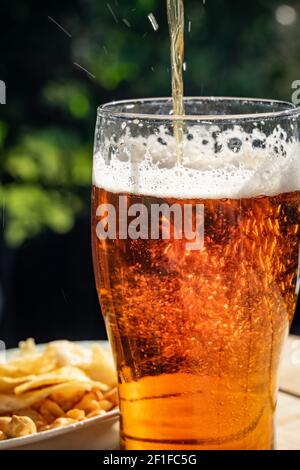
[92,98,300,450]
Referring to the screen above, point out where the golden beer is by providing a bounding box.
[92,186,300,449]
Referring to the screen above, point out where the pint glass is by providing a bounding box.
[92,98,300,449]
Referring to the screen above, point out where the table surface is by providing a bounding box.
[277,335,300,450]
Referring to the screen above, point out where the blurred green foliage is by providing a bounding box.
[1,0,300,245]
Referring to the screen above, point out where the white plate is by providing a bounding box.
[0,340,119,450]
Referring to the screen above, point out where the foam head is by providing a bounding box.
[93,121,300,199]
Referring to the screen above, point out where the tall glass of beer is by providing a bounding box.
[92,98,300,449]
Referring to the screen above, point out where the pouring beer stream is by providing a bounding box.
[167,0,185,162]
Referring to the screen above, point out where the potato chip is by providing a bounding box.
[81,344,117,388]
[0,381,96,414]
[19,338,37,356]
[0,375,36,393]
[14,366,90,395]
[0,354,56,378]
[44,341,92,368]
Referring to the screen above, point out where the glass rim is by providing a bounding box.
[97,96,300,122]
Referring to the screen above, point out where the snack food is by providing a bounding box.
[0,339,118,440]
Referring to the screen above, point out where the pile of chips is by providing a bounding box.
[0,339,118,440]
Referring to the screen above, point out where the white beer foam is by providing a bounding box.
[93,125,300,199]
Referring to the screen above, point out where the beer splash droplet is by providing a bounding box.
[148,13,159,31]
